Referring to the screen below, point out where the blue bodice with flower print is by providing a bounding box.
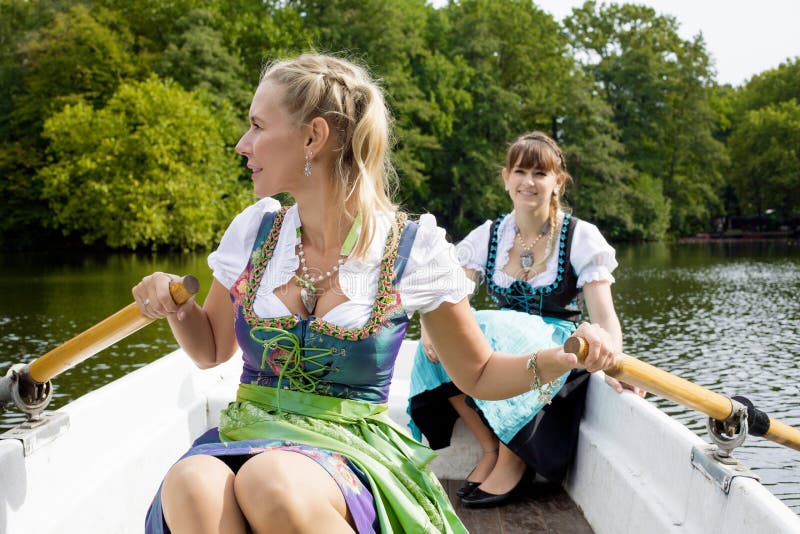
[229,207,417,404]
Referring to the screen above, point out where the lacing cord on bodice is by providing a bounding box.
[501,286,541,315]
[249,326,333,401]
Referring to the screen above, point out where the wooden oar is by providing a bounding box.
[565,336,800,452]
[28,275,200,384]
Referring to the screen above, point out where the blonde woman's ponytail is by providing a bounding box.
[261,54,397,258]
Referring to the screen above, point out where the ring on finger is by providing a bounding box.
[143,298,150,307]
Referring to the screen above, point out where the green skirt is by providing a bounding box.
[218,384,467,533]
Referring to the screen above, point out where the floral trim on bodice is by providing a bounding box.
[235,207,408,340]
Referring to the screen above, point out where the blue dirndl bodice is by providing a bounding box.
[230,207,417,403]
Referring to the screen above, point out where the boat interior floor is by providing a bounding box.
[441,478,593,533]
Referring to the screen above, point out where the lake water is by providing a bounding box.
[1,240,798,512]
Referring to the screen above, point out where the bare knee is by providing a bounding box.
[234,453,344,532]
[162,455,234,512]
[234,456,301,526]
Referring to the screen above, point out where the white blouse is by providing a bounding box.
[208,198,474,329]
[455,211,617,289]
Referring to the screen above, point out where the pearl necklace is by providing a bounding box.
[295,215,361,315]
[295,240,347,315]
[516,222,550,273]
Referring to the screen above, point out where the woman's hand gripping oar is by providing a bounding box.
[0,275,199,419]
[565,336,800,452]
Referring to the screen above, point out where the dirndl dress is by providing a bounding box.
[407,213,591,483]
[146,207,467,534]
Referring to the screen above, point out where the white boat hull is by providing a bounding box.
[2,341,798,533]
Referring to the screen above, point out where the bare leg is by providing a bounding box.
[161,455,248,534]
[477,442,527,495]
[234,450,354,534]
[448,394,499,482]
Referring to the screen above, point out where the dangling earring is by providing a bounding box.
[553,185,560,196]
[504,184,509,191]
[304,151,313,177]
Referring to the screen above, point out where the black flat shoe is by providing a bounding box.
[460,468,532,508]
[460,487,517,508]
[456,481,480,498]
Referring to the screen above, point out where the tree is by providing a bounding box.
[38,77,250,249]
[427,0,573,236]
[207,0,310,79]
[728,100,800,219]
[733,57,800,115]
[0,3,139,247]
[155,9,251,110]
[11,4,137,136]
[0,0,77,141]
[564,1,726,235]
[561,71,669,241]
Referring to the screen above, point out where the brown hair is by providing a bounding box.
[505,131,573,255]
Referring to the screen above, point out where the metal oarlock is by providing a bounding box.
[688,398,760,494]
[0,363,53,420]
[706,397,749,459]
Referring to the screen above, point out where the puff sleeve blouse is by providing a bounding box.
[455,211,617,289]
[208,199,474,329]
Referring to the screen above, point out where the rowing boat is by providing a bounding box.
[2,340,799,533]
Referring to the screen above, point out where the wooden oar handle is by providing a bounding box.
[169,274,200,305]
[28,275,200,384]
[564,335,734,421]
[564,336,625,376]
[565,335,800,452]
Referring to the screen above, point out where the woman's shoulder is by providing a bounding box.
[407,212,448,251]
[566,213,618,279]
[239,196,282,220]
[397,212,474,314]
[569,215,612,247]
[226,197,283,233]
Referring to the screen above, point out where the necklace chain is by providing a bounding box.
[297,241,346,286]
[516,222,549,251]
[516,221,550,274]
[295,227,352,314]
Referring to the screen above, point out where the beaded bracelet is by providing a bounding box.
[526,350,556,404]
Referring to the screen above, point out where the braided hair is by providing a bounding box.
[261,54,397,258]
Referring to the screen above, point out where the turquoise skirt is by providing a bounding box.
[407,309,576,444]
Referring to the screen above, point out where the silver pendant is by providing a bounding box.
[300,286,317,314]
[520,251,534,271]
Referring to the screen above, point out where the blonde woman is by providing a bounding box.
[134,58,617,533]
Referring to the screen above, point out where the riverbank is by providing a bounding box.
[680,230,799,243]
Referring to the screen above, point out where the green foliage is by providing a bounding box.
[93,0,208,62]
[11,4,137,138]
[422,0,573,236]
[155,9,251,110]
[0,0,797,248]
[208,0,310,78]
[733,58,800,115]
[38,77,250,249]
[0,3,140,246]
[561,71,669,241]
[728,100,800,218]
[565,1,727,235]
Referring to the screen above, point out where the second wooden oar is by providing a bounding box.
[565,336,800,452]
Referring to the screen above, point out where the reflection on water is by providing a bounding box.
[1,241,799,512]
[0,250,213,428]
